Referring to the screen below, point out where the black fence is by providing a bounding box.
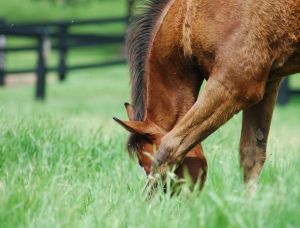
[0,17,130,99]
[278,78,300,105]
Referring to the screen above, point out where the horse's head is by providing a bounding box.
[114,103,207,188]
[113,103,166,175]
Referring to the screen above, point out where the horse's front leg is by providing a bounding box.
[240,79,282,195]
[150,66,269,181]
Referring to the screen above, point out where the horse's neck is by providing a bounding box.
[143,55,202,131]
[141,0,202,131]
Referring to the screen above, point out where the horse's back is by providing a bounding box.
[151,0,300,77]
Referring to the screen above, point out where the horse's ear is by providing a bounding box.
[124,102,134,121]
[113,117,164,138]
[113,117,145,134]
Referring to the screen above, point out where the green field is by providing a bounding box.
[0,66,300,227]
[1,0,300,227]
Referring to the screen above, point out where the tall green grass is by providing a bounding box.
[0,66,300,227]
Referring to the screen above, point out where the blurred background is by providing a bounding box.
[0,0,139,133]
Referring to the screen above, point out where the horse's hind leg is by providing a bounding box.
[239,79,282,195]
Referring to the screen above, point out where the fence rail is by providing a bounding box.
[0,17,129,99]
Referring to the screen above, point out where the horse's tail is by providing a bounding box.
[125,0,170,121]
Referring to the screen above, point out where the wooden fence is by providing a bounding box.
[0,17,130,99]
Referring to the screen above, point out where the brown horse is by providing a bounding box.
[115,0,300,193]
[113,1,209,189]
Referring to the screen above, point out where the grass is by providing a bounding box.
[0,65,300,227]
[0,0,127,22]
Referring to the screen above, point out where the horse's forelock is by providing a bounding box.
[127,133,144,156]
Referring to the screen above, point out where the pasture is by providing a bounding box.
[1,0,300,227]
[0,66,300,227]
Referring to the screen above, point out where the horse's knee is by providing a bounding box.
[240,146,256,170]
[240,144,266,164]
[240,145,266,182]
[154,135,181,167]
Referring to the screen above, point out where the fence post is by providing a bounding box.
[58,25,68,81]
[0,18,6,86]
[277,78,290,105]
[35,29,48,100]
[127,0,135,24]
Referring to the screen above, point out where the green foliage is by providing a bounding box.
[0,66,300,227]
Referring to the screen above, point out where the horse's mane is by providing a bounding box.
[125,0,170,154]
[126,0,170,121]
